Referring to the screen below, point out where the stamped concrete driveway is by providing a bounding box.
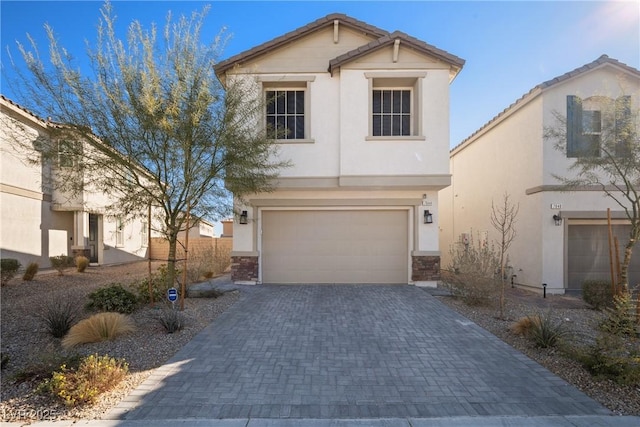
[109,285,610,421]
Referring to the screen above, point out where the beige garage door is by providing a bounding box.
[568,225,640,290]
[262,210,408,284]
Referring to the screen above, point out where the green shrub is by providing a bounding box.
[1,258,21,285]
[600,290,637,337]
[49,255,75,276]
[75,256,89,273]
[41,294,80,338]
[158,309,185,334]
[132,264,180,304]
[22,262,39,281]
[526,313,569,349]
[578,333,640,385]
[86,284,139,314]
[582,280,614,310]
[62,312,135,348]
[39,353,128,406]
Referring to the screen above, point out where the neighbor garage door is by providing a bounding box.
[262,210,408,284]
[568,224,640,290]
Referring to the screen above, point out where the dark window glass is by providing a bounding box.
[266,89,305,139]
[372,89,412,136]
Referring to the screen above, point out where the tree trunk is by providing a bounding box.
[166,230,179,295]
[620,238,635,292]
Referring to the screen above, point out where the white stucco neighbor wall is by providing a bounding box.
[1,97,152,268]
[441,62,640,294]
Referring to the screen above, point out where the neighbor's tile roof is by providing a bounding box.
[214,13,389,76]
[452,55,640,153]
[329,30,465,75]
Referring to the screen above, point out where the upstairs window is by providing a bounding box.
[567,95,632,158]
[58,140,76,167]
[366,72,426,139]
[266,89,305,140]
[373,89,411,136]
[141,221,148,247]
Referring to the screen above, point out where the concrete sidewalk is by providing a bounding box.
[4,415,640,426]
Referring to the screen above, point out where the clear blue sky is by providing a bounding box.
[1,0,638,146]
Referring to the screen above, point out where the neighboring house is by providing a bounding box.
[214,13,464,285]
[439,55,640,294]
[0,95,154,268]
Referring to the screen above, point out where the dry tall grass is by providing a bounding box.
[510,315,542,336]
[62,312,135,349]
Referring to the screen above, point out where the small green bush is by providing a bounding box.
[75,256,89,273]
[600,290,637,337]
[41,294,80,338]
[578,333,640,385]
[582,280,614,310]
[526,313,569,349]
[158,309,185,334]
[86,284,139,314]
[39,353,128,406]
[1,258,21,285]
[49,255,75,276]
[132,264,180,304]
[23,262,39,281]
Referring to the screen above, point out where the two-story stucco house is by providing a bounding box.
[214,14,464,285]
[439,55,640,294]
[0,95,153,268]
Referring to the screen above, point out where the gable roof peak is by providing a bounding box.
[214,12,389,76]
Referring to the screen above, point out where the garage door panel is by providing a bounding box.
[262,210,408,284]
[568,225,640,289]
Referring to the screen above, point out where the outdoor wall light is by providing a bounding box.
[239,210,248,225]
[424,210,433,224]
[553,214,562,226]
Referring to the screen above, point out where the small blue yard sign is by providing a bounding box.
[167,287,178,302]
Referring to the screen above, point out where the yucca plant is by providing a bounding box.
[158,309,185,334]
[526,313,569,349]
[62,312,135,349]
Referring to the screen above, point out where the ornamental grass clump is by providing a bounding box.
[511,313,569,349]
[62,312,135,349]
[22,262,39,281]
[39,353,128,406]
[75,256,89,273]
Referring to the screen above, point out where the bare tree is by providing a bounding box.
[5,2,288,292]
[491,192,519,319]
[545,92,639,293]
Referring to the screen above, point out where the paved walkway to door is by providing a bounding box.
[107,285,611,421]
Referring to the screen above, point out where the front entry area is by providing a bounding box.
[261,209,409,284]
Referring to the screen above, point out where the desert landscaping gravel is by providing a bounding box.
[1,262,638,422]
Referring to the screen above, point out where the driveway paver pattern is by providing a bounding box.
[109,285,610,420]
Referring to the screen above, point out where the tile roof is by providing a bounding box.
[214,13,464,77]
[452,55,640,153]
[0,94,48,126]
[214,13,389,76]
[328,30,465,75]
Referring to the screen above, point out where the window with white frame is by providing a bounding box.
[366,73,426,139]
[58,140,76,168]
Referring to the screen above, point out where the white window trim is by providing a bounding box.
[115,217,124,248]
[260,75,315,144]
[365,72,426,141]
[141,221,148,248]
